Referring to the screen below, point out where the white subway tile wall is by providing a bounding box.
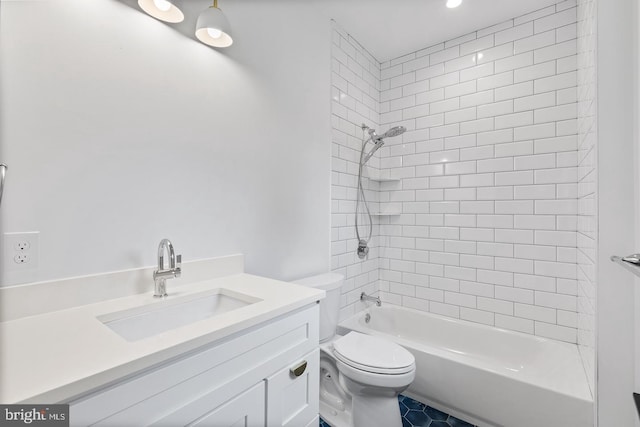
[331,22,383,321]
[376,3,579,343]
[576,0,596,394]
[331,3,583,345]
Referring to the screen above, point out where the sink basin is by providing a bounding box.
[98,289,261,341]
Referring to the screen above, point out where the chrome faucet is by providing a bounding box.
[153,239,181,298]
[360,292,381,307]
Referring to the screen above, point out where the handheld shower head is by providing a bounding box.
[360,125,407,164]
[362,142,384,164]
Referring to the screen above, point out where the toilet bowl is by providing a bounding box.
[294,273,415,427]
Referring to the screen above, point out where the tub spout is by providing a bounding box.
[360,292,381,307]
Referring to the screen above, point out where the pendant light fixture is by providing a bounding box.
[138,0,185,23]
[195,0,233,48]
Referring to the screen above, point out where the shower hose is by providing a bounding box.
[355,129,373,259]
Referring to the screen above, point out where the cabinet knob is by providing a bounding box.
[290,360,307,377]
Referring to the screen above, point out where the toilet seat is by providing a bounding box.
[333,332,415,375]
[335,358,416,390]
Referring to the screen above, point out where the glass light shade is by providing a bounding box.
[446,0,462,8]
[138,0,184,23]
[195,6,233,48]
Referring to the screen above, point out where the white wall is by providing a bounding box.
[637,0,640,416]
[596,0,638,424]
[636,0,640,417]
[0,0,333,286]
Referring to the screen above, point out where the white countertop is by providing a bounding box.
[0,272,324,404]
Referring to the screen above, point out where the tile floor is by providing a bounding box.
[319,395,476,427]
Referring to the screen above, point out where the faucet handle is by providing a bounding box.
[175,254,182,277]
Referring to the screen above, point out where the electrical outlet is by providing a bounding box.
[14,253,30,264]
[3,232,39,272]
[14,241,30,251]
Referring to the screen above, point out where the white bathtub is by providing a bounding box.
[338,305,593,427]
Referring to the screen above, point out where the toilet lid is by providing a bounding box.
[333,332,414,374]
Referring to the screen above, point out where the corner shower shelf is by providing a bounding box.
[610,255,640,279]
[366,172,400,183]
[371,177,401,183]
[372,211,402,216]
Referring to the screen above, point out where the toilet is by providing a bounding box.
[294,273,415,427]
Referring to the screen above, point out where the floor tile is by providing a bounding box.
[320,394,478,427]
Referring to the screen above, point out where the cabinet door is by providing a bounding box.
[188,382,265,427]
[265,349,319,427]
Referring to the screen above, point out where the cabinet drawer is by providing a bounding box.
[70,304,318,426]
[150,380,266,427]
[188,381,265,427]
[266,348,319,427]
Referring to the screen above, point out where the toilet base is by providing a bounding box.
[339,372,406,427]
[352,393,402,427]
[319,400,351,427]
[319,348,352,427]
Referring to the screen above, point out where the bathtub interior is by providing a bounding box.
[338,304,594,427]
[340,304,592,402]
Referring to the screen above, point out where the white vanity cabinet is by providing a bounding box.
[181,381,266,427]
[68,304,320,427]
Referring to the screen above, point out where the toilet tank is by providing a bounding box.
[293,273,343,342]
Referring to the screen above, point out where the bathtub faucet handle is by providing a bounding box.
[360,292,381,307]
